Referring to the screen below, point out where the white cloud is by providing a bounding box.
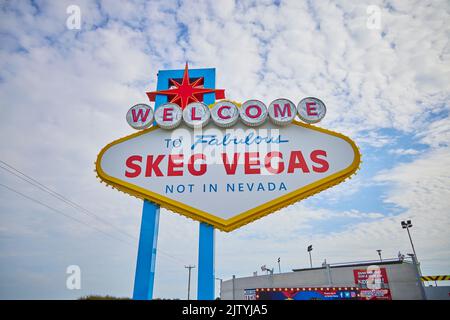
[416,117,450,148]
[374,145,450,266]
[388,148,421,155]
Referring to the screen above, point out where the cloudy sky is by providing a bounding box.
[0,0,449,299]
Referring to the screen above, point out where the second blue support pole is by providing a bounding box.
[197,222,215,300]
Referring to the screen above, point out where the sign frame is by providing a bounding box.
[96,120,361,232]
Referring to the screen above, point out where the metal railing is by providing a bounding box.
[327,257,403,268]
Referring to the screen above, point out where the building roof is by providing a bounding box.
[292,258,405,272]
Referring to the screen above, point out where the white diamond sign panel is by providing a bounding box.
[96,121,360,231]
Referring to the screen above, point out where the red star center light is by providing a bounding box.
[146,63,225,109]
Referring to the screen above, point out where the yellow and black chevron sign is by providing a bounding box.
[421,275,450,281]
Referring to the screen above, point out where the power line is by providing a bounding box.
[0,160,137,241]
[0,159,187,265]
[0,180,187,264]
[0,182,135,247]
[158,249,186,264]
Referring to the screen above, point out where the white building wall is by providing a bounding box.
[221,261,423,300]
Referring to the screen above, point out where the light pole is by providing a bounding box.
[185,265,195,300]
[307,245,313,268]
[376,249,382,262]
[401,220,418,260]
[277,257,281,273]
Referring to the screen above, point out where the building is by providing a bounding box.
[220,258,428,300]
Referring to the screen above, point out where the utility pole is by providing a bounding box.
[277,257,281,273]
[185,265,195,300]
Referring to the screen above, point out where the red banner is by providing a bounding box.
[353,267,392,300]
[353,267,389,286]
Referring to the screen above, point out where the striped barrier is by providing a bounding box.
[421,275,450,281]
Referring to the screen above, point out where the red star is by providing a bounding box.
[146,63,225,109]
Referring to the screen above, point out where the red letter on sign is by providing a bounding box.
[264,151,285,174]
[274,103,292,118]
[131,108,151,122]
[222,153,240,175]
[245,152,261,174]
[218,105,231,119]
[306,102,318,116]
[288,151,310,173]
[163,107,174,121]
[125,155,142,178]
[245,105,262,119]
[188,154,207,176]
[311,150,329,173]
[191,107,201,120]
[145,155,164,177]
[168,154,184,176]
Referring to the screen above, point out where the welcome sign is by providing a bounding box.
[96,64,360,231]
[96,122,360,232]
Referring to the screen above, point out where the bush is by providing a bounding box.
[78,295,131,300]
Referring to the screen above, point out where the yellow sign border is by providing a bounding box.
[95,121,361,232]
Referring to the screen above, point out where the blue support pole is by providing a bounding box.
[133,200,160,300]
[197,222,215,300]
[132,69,170,300]
[132,66,217,300]
[197,68,216,300]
